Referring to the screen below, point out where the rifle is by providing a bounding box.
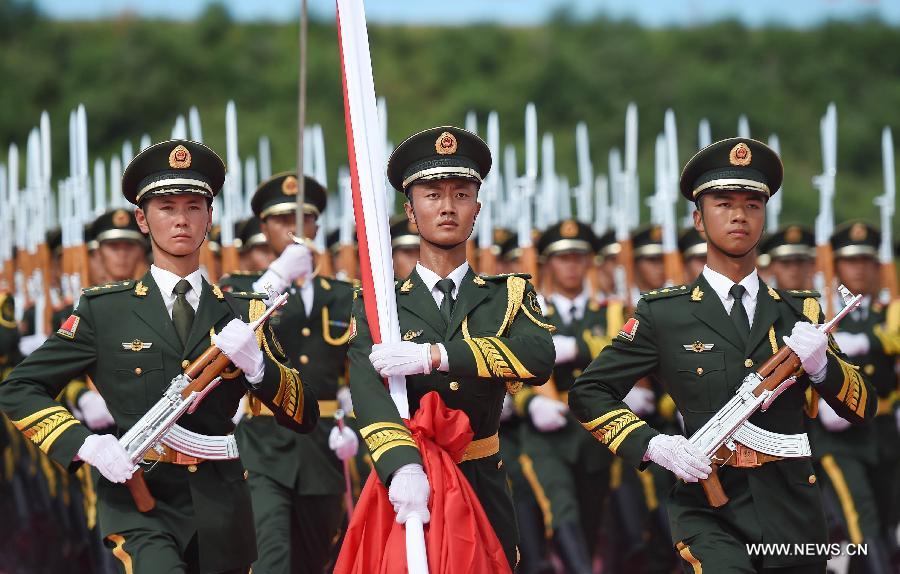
[335,168,357,280]
[334,409,355,519]
[120,292,288,512]
[217,102,241,280]
[477,112,500,276]
[660,110,685,286]
[518,103,540,287]
[812,104,837,316]
[877,127,897,301]
[612,104,639,307]
[689,285,861,507]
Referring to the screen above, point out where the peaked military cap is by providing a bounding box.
[499,232,521,262]
[678,228,707,259]
[235,217,267,252]
[830,221,879,259]
[122,140,225,206]
[537,219,596,258]
[680,137,783,202]
[592,230,621,262]
[387,126,491,193]
[326,228,357,255]
[92,209,146,245]
[390,216,420,250]
[250,172,327,220]
[47,228,62,255]
[759,225,815,260]
[631,225,664,259]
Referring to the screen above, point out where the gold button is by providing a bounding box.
[864,364,875,375]
[134,367,143,376]
[187,464,198,473]
[449,381,460,391]
[744,359,754,368]
[808,474,816,485]
[182,360,190,369]
[497,460,503,469]
[300,355,309,365]
[572,369,583,377]
[301,327,311,337]
[696,367,704,376]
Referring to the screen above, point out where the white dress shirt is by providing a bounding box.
[550,291,590,325]
[414,261,470,372]
[150,265,203,319]
[701,265,759,328]
[289,279,315,318]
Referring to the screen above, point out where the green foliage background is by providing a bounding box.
[1,0,899,230]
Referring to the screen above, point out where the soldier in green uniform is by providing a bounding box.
[570,138,878,573]
[680,228,708,284]
[758,226,816,291]
[220,217,272,294]
[631,225,666,304]
[349,126,556,569]
[235,172,358,574]
[0,140,319,574]
[513,219,619,573]
[390,216,421,280]
[808,221,899,572]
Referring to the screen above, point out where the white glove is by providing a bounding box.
[389,463,431,525]
[623,386,656,417]
[817,398,852,432]
[77,434,134,484]
[255,243,313,294]
[77,390,115,430]
[832,331,870,358]
[212,318,264,383]
[783,321,828,383]
[337,386,353,415]
[19,333,47,356]
[645,434,711,483]
[328,425,360,461]
[528,395,568,432]
[499,393,515,422]
[552,335,578,364]
[369,342,432,377]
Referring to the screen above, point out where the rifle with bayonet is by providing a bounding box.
[812,104,837,316]
[877,127,897,301]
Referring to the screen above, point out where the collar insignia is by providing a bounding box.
[691,286,704,301]
[134,281,148,297]
[400,279,414,293]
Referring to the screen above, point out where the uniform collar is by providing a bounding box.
[702,264,759,304]
[415,261,470,299]
[150,264,204,298]
[550,290,590,322]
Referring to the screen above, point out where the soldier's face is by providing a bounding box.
[136,195,211,258]
[635,256,665,290]
[835,255,879,295]
[261,213,318,256]
[695,191,765,259]
[243,245,276,272]
[405,179,481,249]
[547,252,591,294]
[99,240,146,281]
[770,257,815,290]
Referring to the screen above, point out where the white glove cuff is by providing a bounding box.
[437,343,449,372]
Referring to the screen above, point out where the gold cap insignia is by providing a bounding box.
[168,144,192,169]
[729,142,752,166]
[435,131,458,155]
[850,222,867,242]
[650,226,662,242]
[282,176,299,196]
[560,219,579,238]
[785,226,802,244]
[112,209,130,228]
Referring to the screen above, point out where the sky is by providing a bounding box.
[33,0,900,27]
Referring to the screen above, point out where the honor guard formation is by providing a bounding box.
[0,15,899,574]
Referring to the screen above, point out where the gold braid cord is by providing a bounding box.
[322,307,353,346]
[359,421,418,463]
[580,408,647,454]
[13,406,82,454]
[873,300,900,355]
[496,276,527,336]
[800,297,821,417]
[250,298,305,424]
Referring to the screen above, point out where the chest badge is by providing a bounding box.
[403,330,423,341]
[684,341,714,353]
[123,340,153,352]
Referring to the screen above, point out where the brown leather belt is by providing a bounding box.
[459,433,500,463]
[250,399,339,418]
[143,444,205,466]
[714,442,782,468]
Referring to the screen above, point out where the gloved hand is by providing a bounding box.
[337,386,354,415]
[552,335,578,364]
[369,342,432,377]
[499,393,515,422]
[328,425,360,461]
[18,333,47,356]
[528,395,568,432]
[623,386,656,417]
[388,463,430,525]
[644,434,711,483]
[77,390,115,430]
[77,434,134,483]
[232,395,247,425]
[832,331,870,358]
[254,243,313,296]
[212,319,264,383]
[817,398,852,432]
[783,321,828,383]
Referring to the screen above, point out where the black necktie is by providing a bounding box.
[173,279,195,347]
[436,278,455,326]
[729,284,750,341]
[570,304,579,324]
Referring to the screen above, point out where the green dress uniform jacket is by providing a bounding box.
[0,272,319,573]
[348,268,556,567]
[569,275,878,569]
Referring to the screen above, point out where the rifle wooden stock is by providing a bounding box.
[200,241,218,283]
[336,244,357,281]
[520,245,539,287]
[663,250,685,287]
[881,261,898,300]
[478,247,497,276]
[618,238,635,307]
[220,245,240,277]
[816,244,835,316]
[125,469,155,512]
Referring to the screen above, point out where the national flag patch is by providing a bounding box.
[57,315,80,340]
[618,318,639,342]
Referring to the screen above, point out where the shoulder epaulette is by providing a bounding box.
[229,291,268,300]
[226,270,262,277]
[81,280,135,297]
[786,289,821,298]
[479,273,531,281]
[642,285,690,300]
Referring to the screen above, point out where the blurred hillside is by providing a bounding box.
[1,0,899,227]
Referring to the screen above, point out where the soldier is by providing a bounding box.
[349,126,555,569]
[758,225,816,291]
[569,138,877,573]
[220,217,273,293]
[515,219,619,573]
[679,227,708,284]
[390,216,420,280]
[632,225,666,298]
[592,229,621,298]
[85,221,110,287]
[0,140,319,573]
[236,172,358,574]
[808,221,900,571]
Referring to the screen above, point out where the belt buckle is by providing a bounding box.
[734,443,759,468]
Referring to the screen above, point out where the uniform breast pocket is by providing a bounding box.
[674,351,727,412]
[110,350,166,415]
